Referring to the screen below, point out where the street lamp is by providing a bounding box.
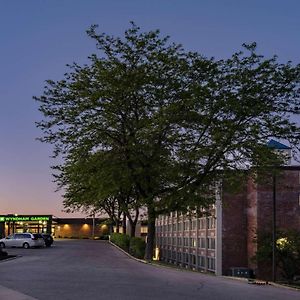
[272,173,276,282]
[92,214,95,239]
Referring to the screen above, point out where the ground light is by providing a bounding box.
[153,247,160,261]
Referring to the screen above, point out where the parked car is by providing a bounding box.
[0,233,45,249]
[41,233,54,247]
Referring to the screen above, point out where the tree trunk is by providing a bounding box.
[122,212,127,235]
[108,216,114,234]
[115,222,119,233]
[130,222,136,238]
[145,205,156,261]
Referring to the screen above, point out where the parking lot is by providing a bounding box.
[0,239,299,300]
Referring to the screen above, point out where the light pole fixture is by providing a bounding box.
[272,173,277,282]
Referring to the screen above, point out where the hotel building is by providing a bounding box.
[156,165,300,278]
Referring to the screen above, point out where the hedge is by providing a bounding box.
[110,233,146,259]
[110,233,130,252]
[129,237,146,259]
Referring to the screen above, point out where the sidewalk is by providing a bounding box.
[0,285,37,300]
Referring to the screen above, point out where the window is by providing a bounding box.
[190,238,196,248]
[177,252,182,261]
[183,253,189,263]
[177,237,182,246]
[184,221,189,231]
[199,218,206,229]
[207,257,215,270]
[192,220,197,230]
[184,237,189,247]
[140,226,147,234]
[172,251,176,259]
[198,256,205,267]
[198,237,206,248]
[157,237,161,245]
[207,238,216,249]
[207,217,216,229]
[178,222,182,231]
[190,254,196,265]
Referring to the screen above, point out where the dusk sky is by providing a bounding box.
[0,1,299,217]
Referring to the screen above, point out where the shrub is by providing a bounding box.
[129,237,146,259]
[0,250,8,257]
[100,235,109,240]
[255,230,300,282]
[110,233,130,251]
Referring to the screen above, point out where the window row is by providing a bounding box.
[156,217,216,232]
[160,250,216,270]
[157,237,215,249]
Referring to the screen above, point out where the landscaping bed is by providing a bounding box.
[0,254,17,261]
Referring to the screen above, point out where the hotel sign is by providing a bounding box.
[0,216,51,222]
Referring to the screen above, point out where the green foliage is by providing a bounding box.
[255,230,300,282]
[110,233,145,258]
[110,233,130,251]
[129,237,146,259]
[35,22,300,260]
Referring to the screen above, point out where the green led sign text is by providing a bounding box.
[0,216,50,222]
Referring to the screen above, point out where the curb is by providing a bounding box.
[0,255,20,263]
[0,284,37,300]
[268,282,300,292]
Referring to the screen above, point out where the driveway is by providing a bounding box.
[0,239,298,300]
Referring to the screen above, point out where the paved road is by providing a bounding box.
[0,239,299,300]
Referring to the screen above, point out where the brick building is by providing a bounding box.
[156,166,300,278]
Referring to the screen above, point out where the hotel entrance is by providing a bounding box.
[0,215,53,238]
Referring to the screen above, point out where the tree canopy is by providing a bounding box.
[35,22,300,259]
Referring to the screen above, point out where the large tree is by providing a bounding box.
[35,23,300,260]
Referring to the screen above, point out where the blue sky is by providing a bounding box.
[0,0,299,216]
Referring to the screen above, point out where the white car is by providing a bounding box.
[0,233,45,249]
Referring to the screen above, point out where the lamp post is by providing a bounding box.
[92,214,95,239]
[272,173,277,282]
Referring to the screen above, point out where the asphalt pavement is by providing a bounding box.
[0,239,299,300]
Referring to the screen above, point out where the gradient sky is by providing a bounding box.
[0,0,299,217]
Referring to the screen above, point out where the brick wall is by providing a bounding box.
[222,184,248,275]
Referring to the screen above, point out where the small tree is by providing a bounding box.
[255,230,300,282]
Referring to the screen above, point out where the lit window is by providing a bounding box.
[140,226,148,234]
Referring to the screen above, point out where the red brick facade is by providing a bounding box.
[222,167,300,278]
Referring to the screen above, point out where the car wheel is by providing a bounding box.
[0,242,5,248]
[23,242,30,249]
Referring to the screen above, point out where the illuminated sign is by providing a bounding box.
[0,216,51,222]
